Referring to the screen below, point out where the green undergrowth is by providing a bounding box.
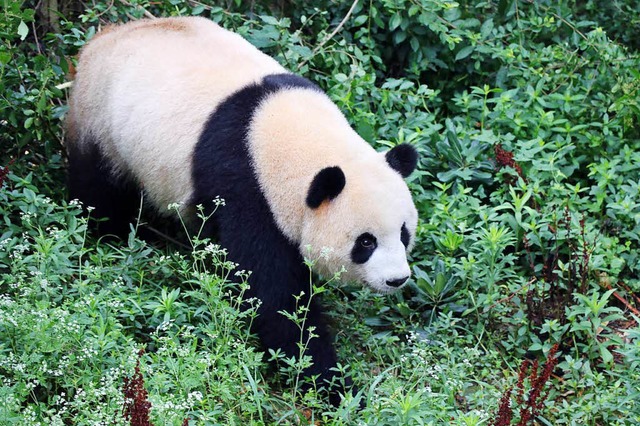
[2,0,640,424]
[0,172,508,425]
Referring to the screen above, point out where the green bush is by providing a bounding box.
[2,0,640,424]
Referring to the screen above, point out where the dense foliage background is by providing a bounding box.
[1,0,640,424]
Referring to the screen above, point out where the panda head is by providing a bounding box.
[301,144,419,293]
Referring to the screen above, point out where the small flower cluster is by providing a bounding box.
[0,352,27,374]
[39,366,127,426]
[0,293,14,307]
[233,269,251,280]
[204,243,227,257]
[212,195,226,207]
[154,319,175,334]
[8,240,29,261]
[108,299,125,309]
[319,246,334,260]
[151,391,203,415]
[45,225,65,239]
[19,210,36,224]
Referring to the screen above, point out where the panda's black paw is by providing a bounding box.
[321,374,365,409]
[327,382,350,408]
[328,386,365,410]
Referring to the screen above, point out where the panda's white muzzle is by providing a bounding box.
[361,241,411,293]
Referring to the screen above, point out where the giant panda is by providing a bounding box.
[66,17,419,404]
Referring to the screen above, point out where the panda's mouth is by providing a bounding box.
[365,279,407,294]
[338,270,403,294]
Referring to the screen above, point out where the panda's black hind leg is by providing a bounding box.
[67,137,141,239]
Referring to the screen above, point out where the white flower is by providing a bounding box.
[213,195,226,207]
[320,246,334,260]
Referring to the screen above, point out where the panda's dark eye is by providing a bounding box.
[360,236,375,248]
[351,233,377,264]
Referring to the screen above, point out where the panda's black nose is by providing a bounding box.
[386,276,409,288]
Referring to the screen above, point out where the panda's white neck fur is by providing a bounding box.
[248,88,371,243]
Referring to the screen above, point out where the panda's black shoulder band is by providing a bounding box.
[192,72,322,208]
[262,73,322,92]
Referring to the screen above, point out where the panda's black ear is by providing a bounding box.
[306,166,346,209]
[385,144,418,178]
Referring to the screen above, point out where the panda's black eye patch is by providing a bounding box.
[351,233,377,264]
[401,223,410,248]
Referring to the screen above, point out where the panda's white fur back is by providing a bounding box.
[69,17,284,212]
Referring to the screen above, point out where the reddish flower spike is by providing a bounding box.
[122,349,154,426]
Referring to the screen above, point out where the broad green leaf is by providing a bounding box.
[390,13,403,31]
[18,20,29,41]
[455,45,474,61]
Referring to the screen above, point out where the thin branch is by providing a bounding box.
[550,12,588,41]
[95,0,116,20]
[186,0,237,17]
[118,0,156,20]
[31,21,43,55]
[297,0,359,71]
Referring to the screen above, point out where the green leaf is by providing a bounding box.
[259,15,280,26]
[353,15,368,26]
[364,317,391,327]
[356,120,376,143]
[600,346,613,364]
[390,13,403,31]
[393,31,407,44]
[529,342,543,352]
[18,20,29,41]
[0,51,10,65]
[455,45,474,61]
[410,37,420,52]
[480,19,494,38]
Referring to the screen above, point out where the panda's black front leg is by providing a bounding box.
[251,288,347,399]
[215,215,352,405]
